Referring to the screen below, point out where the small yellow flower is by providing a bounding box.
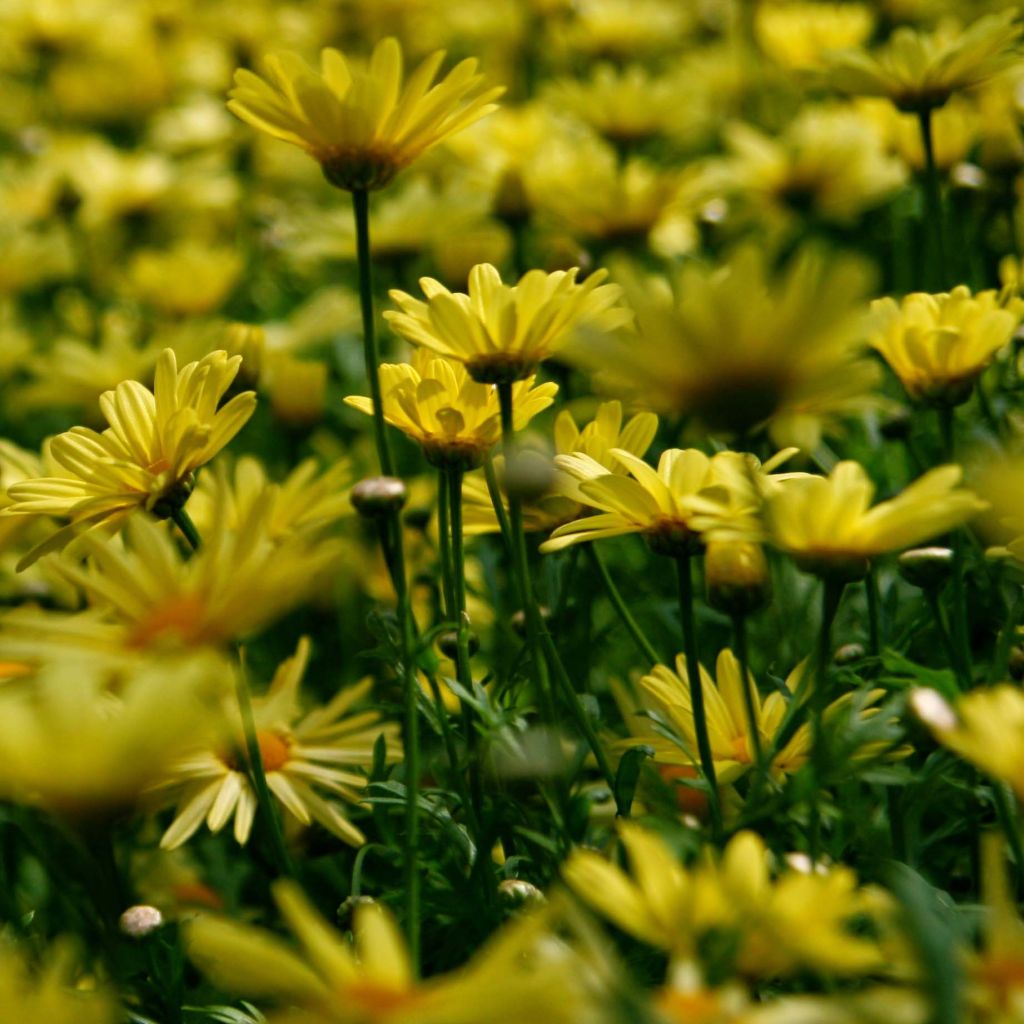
[461,399,659,535]
[0,939,117,1024]
[766,460,986,580]
[830,9,1023,113]
[345,349,558,469]
[228,38,504,191]
[869,287,1022,405]
[384,263,630,384]
[2,348,256,567]
[756,2,875,72]
[156,638,399,849]
[128,241,242,318]
[564,247,877,438]
[187,882,598,1023]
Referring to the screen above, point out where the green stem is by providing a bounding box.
[732,612,764,773]
[385,507,421,970]
[352,188,394,477]
[866,565,881,658]
[171,506,201,551]
[937,406,973,688]
[675,555,722,840]
[993,782,1024,898]
[918,108,948,289]
[436,471,457,622]
[992,587,1024,682]
[235,647,295,879]
[587,545,661,666]
[809,579,845,865]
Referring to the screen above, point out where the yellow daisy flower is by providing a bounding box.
[756,2,875,72]
[383,262,630,384]
[766,460,986,580]
[228,37,504,192]
[0,653,224,817]
[540,448,793,556]
[461,399,659,536]
[50,500,340,651]
[187,882,599,1024]
[869,286,1022,405]
[156,638,399,850]
[344,349,558,469]
[2,348,256,567]
[0,940,117,1024]
[563,247,878,438]
[829,8,1023,113]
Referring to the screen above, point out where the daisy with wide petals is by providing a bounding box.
[228,37,504,192]
[156,638,399,850]
[384,262,631,383]
[2,348,256,567]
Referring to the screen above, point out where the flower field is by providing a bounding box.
[3,1,1024,1021]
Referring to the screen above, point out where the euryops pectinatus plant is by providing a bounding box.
[6,2,1024,1022]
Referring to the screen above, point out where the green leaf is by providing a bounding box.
[614,745,655,819]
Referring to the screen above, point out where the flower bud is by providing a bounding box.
[336,894,377,930]
[351,476,408,518]
[898,546,954,590]
[834,642,866,666]
[119,905,163,938]
[511,606,551,637]
[503,449,556,503]
[1010,646,1024,681]
[705,540,771,615]
[497,878,545,909]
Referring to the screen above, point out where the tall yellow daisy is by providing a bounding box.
[155,638,399,850]
[228,38,504,192]
[344,349,557,469]
[2,348,256,567]
[384,262,631,383]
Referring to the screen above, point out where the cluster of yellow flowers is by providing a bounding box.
[3,0,1024,1022]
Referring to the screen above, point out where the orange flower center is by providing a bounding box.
[0,661,32,680]
[146,456,171,475]
[656,989,727,1023]
[731,734,752,764]
[346,982,422,1015]
[128,594,207,648]
[658,764,710,818]
[255,731,291,772]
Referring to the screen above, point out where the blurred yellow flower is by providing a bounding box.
[52,504,340,651]
[0,654,223,816]
[2,348,256,566]
[156,637,398,850]
[869,287,1022,405]
[128,241,242,318]
[564,247,877,438]
[385,262,630,383]
[830,8,1023,112]
[187,882,599,1023]
[345,349,557,469]
[0,940,117,1024]
[228,37,504,191]
[766,461,985,580]
[756,2,875,72]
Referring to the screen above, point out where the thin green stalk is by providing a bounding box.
[170,506,201,551]
[918,108,948,288]
[938,406,973,688]
[732,612,764,772]
[675,555,722,839]
[993,782,1024,897]
[235,647,295,879]
[436,471,457,623]
[992,587,1024,682]
[587,545,661,667]
[866,565,881,658]
[352,188,394,477]
[926,591,966,691]
[809,579,845,865]
[385,507,422,970]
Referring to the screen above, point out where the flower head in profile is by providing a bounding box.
[766,461,986,580]
[829,9,1023,113]
[228,37,504,191]
[2,348,256,567]
[540,448,794,557]
[156,638,399,850]
[384,263,630,384]
[869,287,1022,406]
[461,400,659,535]
[345,349,557,469]
[187,882,599,1024]
[564,247,878,442]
